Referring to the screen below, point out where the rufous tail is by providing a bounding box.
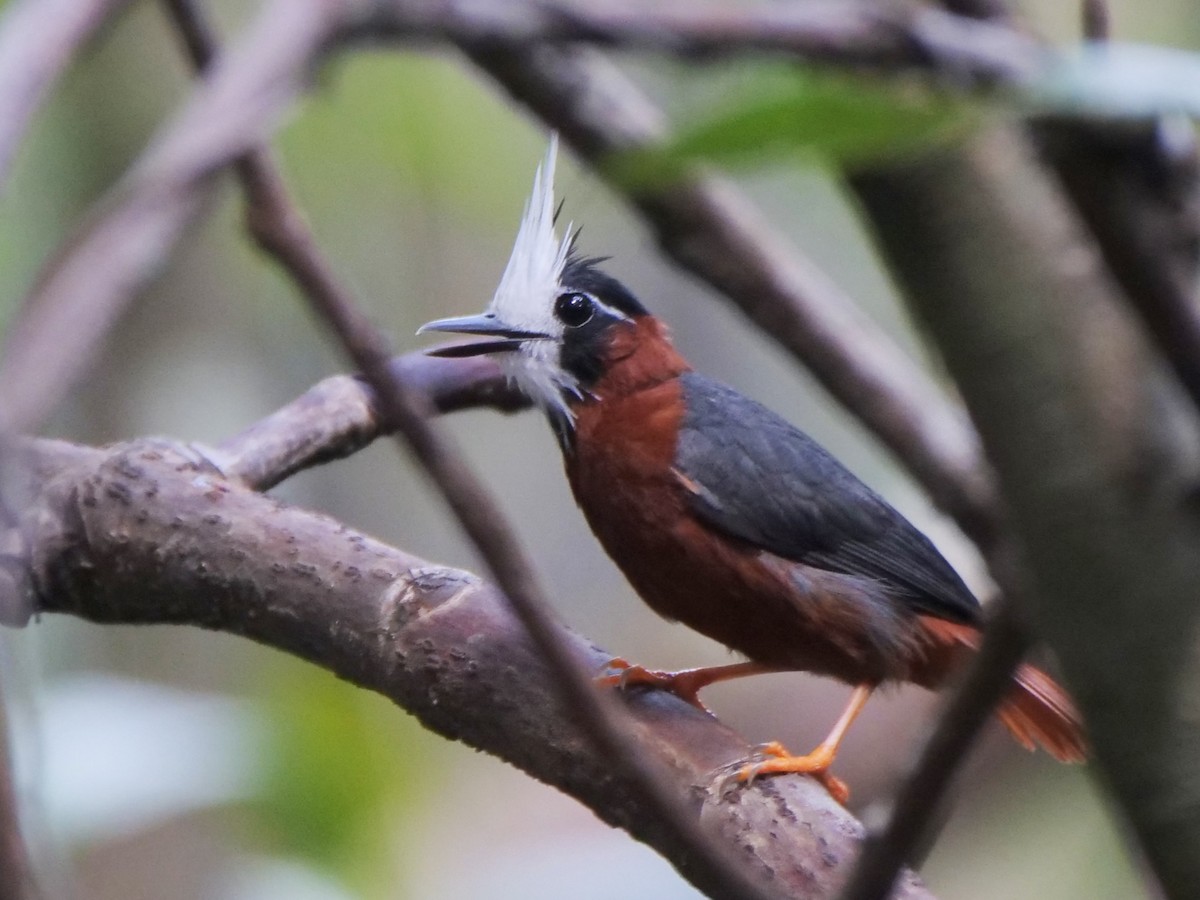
[919,617,1087,762]
[998,662,1087,762]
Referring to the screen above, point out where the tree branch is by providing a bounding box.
[853,127,1200,899]
[465,42,1001,550]
[352,0,1044,86]
[162,4,779,896]
[10,433,932,900]
[0,0,340,435]
[217,352,526,492]
[839,592,1031,900]
[1035,117,1200,418]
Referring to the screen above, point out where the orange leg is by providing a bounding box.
[738,684,874,804]
[597,658,782,714]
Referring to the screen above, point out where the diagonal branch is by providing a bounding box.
[0,0,341,435]
[464,42,1001,549]
[854,127,1200,900]
[838,591,1031,900]
[162,3,773,897]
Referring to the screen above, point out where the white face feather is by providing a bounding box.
[488,136,581,419]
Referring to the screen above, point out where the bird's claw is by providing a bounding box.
[716,742,851,805]
[594,657,714,715]
[752,740,790,759]
[594,656,636,686]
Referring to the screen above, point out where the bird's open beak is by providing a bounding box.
[417,313,548,358]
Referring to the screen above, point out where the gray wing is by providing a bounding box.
[675,373,981,625]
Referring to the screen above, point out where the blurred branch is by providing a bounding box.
[0,0,135,191]
[1035,118,1200,418]
[853,127,1200,900]
[8,434,933,900]
[0,0,339,435]
[0,0,135,882]
[936,0,1200,437]
[466,43,1001,550]
[353,0,1043,86]
[940,0,1011,20]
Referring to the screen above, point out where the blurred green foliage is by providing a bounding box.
[280,51,547,227]
[255,654,446,897]
[611,67,977,187]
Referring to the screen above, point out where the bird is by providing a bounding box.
[418,137,1086,802]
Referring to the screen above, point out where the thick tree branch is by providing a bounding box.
[853,128,1200,899]
[217,345,1027,900]
[10,434,931,900]
[1036,119,1200,418]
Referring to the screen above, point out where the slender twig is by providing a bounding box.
[162,2,772,897]
[1082,0,1110,40]
[839,589,1031,900]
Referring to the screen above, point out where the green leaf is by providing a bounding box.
[613,69,976,186]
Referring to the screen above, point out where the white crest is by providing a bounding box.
[489,136,581,419]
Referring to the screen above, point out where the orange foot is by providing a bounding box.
[595,657,714,714]
[736,741,850,805]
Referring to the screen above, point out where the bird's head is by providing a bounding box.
[418,137,650,427]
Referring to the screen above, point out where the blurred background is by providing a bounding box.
[2,0,1192,897]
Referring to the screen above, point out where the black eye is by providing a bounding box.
[554,292,594,328]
